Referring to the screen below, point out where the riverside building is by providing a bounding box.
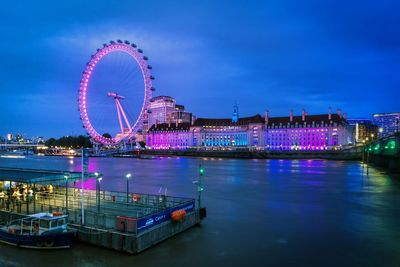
[146,105,353,150]
[347,119,378,144]
[265,109,352,150]
[143,96,193,134]
[372,112,400,138]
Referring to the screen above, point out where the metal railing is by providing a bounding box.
[0,186,195,234]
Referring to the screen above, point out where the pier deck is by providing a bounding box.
[0,168,203,253]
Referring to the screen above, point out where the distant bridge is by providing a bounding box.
[364,133,400,173]
[0,144,44,148]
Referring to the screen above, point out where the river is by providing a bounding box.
[0,156,399,267]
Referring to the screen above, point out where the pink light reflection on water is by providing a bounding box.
[74,178,96,190]
[69,158,100,190]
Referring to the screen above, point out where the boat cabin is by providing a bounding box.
[5,212,68,236]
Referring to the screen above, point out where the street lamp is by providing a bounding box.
[192,164,205,209]
[126,173,132,203]
[96,173,102,213]
[64,175,69,214]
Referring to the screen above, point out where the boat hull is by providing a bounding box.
[0,230,75,249]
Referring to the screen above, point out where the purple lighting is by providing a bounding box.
[78,41,153,146]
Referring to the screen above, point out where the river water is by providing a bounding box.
[0,156,399,267]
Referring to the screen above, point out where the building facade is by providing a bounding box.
[147,96,176,127]
[347,119,378,144]
[145,96,193,129]
[265,110,353,150]
[372,112,400,138]
[191,115,264,148]
[146,122,192,150]
[146,107,353,151]
[171,104,193,124]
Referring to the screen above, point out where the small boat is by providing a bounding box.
[0,212,76,249]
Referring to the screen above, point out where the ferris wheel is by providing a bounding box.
[78,40,154,146]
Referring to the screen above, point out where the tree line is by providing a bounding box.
[45,135,92,148]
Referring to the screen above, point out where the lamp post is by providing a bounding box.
[64,175,69,214]
[193,164,205,209]
[94,172,100,213]
[126,173,131,203]
[95,173,102,213]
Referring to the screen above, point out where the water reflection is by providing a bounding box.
[0,156,400,266]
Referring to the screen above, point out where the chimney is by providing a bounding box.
[155,119,158,128]
[175,120,178,127]
[343,113,347,120]
[289,109,293,122]
[337,108,342,118]
[264,110,269,126]
[328,107,332,120]
[302,108,306,121]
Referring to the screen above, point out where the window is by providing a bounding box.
[40,220,49,228]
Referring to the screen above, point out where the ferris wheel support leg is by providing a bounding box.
[115,100,124,134]
[116,100,132,133]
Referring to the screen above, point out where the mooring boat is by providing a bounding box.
[0,212,76,249]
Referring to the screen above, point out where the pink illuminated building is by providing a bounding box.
[264,109,352,150]
[146,106,353,151]
[146,122,192,150]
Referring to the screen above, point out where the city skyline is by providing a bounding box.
[1,0,400,137]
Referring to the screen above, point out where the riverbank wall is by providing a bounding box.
[142,149,362,160]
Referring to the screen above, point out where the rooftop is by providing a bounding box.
[267,114,347,126]
[148,122,192,132]
[193,114,264,126]
[150,95,175,101]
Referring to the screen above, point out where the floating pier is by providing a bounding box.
[0,167,205,253]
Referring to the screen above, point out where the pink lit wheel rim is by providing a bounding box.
[78,40,154,146]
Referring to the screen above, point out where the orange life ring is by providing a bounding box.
[132,194,141,202]
[52,211,63,216]
[171,209,186,222]
[8,227,15,234]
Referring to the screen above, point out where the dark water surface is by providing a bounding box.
[0,156,400,267]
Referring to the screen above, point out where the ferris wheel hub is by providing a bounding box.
[107,92,125,100]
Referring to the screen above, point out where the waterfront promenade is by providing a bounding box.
[142,147,362,160]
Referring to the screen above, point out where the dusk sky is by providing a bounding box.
[1,0,399,138]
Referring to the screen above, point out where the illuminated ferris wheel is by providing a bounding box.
[78,40,155,146]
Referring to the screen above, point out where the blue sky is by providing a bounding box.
[0,0,399,138]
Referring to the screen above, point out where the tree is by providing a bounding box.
[45,138,57,147]
[102,133,112,139]
[45,136,92,148]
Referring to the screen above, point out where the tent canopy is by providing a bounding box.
[0,167,101,184]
